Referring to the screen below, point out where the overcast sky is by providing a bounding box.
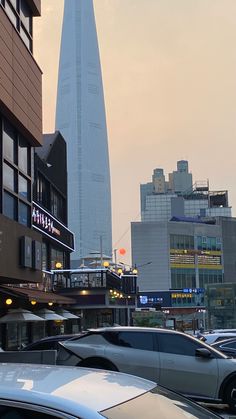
[34,0,236,265]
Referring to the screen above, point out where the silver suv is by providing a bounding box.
[57,326,236,412]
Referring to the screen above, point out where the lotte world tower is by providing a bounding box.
[56,0,112,267]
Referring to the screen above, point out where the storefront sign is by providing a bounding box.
[32,202,74,252]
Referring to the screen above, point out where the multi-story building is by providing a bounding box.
[0,0,43,284]
[132,162,233,293]
[131,218,223,292]
[141,161,231,222]
[33,131,75,275]
[55,0,112,267]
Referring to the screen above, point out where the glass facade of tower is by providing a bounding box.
[56,0,112,266]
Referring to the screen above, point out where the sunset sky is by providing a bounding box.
[34,0,236,265]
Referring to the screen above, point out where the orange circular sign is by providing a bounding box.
[119,248,126,255]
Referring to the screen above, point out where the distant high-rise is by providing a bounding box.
[56,0,112,266]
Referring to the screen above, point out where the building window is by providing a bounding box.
[170,234,194,250]
[36,174,50,210]
[197,236,221,251]
[51,187,65,222]
[18,136,30,174]
[18,174,29,200]
[1,0,33,52]
[171,268,196,289]
[3,119,16,163]
[2,117,32,227]
[3,162,15,191]
[199,269,223,288]
[18,201,30,226]
[3,192,16,220]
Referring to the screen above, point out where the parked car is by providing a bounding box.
[57,326,236,411]
[0,363,221,418]
[211,337,236,358]
[199,332,236,345]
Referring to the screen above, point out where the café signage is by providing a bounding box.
[32,202,74,252]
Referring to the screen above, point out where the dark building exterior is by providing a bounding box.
[33,131,75,273]
[0,0,43,284]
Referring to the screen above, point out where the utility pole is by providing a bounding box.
[100,235,103,267]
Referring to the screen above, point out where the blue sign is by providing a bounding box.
[182,288,205,294]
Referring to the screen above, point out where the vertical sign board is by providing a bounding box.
[20,236,32,268]
[32,240,42,270]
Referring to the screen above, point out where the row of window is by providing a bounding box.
[170,234,222,252]
[1,0,33,51]
[35,175,66,223]
[170,235,194,250]
[197,236,221,251]
[171,268,223,290]
[2,118,32,227]
[101,331,207,356]
[171,268,196,289]
[199,270,223,288]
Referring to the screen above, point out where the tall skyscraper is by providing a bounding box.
[56,0,112,267]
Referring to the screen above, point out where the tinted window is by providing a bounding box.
[3,192,16,220]
[222,341,236,349]
[29,341,57,351]
[158,333,202,356]
[0,405,62,418]
[117,332,154,351]
[18,137,29,174]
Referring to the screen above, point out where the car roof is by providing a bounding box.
[0,363,155,416]
[88,326,182,334]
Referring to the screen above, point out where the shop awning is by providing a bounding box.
[0,286,75,305]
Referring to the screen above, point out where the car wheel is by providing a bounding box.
[224,379,236,412]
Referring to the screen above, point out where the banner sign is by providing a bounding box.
[32,202,74,252]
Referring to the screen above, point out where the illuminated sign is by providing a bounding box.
[32,202,74,252]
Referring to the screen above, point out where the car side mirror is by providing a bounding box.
[195,348,212,358]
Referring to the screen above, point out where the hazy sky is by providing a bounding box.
[34,0,236,265]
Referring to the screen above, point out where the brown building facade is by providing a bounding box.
[0,0,43,284]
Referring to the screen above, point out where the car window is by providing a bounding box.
[214,336,236,343]
[222,341,236,349]
[30,341,57,351]
[158,333,202,356]
[103,331,154,350]
[117,332,154,351]
[0,406,63,419]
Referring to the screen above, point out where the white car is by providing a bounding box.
[57,326,236,412]
[0,363,220,418]
[200,332,236,345]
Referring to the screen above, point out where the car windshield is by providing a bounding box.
[101,386,220,419]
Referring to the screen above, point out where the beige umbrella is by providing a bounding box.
[55,309,79,319]
[34,309,67,321]
[0,309,44,323]
[0,309,44,350]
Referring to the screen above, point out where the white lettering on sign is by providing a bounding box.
[32,207,60,236]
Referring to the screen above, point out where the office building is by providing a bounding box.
[132,162,233,293]
[141,161,231,221]
[56,0,112,267]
